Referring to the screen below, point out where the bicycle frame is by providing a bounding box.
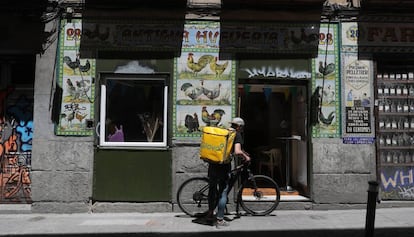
[176,159,280,217]
[226,162,258,216]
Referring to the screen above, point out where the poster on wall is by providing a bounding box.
[311,23,340,138]
[173,21,235,138]
[342,54,374,144]
[55,19,96,136]
[341,22,375,144]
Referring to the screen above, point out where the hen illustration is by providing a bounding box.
[79,60,91,73]
[187,53,214,76]
[180,82,203,100]
[318,61,335,76]
[75,112,88,123]
[61,111,75,127]
[209,57,228,78]
[75,80,91,101]
[201,80,221,100]
[66,78,76,97]
[319,111,335,126]
[201,106,225,126]
[63,56,80,74]
[184,113,200,133]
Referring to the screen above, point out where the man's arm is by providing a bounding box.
[234,143,251,162]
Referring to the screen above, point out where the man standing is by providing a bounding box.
[206,117,251,227]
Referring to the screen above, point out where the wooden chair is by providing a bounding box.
[258,148,282,181]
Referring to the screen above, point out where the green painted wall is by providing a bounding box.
[93,149,172,201]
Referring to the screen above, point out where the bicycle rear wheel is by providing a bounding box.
[176,177,210,217]
[238,175,280,216]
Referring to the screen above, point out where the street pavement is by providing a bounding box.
[0,207,413,237]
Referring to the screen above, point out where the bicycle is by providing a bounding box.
[176,160,281,217]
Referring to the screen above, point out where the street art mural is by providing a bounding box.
[0,92,33,203]
[381,167,414,200]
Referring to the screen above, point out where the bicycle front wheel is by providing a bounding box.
[176,177,210,217]
[238,175,281,216]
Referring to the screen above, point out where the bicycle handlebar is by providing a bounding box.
[234,160,251,170]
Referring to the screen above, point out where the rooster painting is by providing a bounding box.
[66,78,76,98]
[209,57,228,78]
[75,112,88,123]
[61,111,76,128]
[63,56,80,74]
[75,79,91,101]
[180,82,203,100]
[79,60,91,74]
[201,80,221,100]
[201,106,225,126]
[310,86,335,126]
[319,111,335,126]
[184,113,200,133]
[318,61,335,76]
[63,56,91,75]
[187,53,214,76]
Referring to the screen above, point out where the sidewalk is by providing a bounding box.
[0,207,413,237]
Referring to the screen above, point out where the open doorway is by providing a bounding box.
[238,80,310,200]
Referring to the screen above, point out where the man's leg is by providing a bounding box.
[207,177,218,218]
[216,180,229,220]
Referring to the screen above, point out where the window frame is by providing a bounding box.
[98,73,169,149]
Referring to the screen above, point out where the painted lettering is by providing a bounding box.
[400,28,414,42]
[367,27,382,42]
[366,26,414,43]
[381,169,414,190]
[242,66,311,79]
[382,27,398,42]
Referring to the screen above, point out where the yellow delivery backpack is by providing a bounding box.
[200,126,236,164]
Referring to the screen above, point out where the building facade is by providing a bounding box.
[0,0,413,213]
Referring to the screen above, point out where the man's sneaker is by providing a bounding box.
[215,219,229,228]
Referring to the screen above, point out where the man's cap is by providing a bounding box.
[231,117,245,126]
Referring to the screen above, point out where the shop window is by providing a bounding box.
[99,74,168,148]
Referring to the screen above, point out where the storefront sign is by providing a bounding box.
[358,22,414,53]
[238,59,311,79]
[359,23,414,46]
[81,21,184,52]
[220,22,320,56]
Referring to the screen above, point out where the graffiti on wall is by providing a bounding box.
[0,94,33,203]
[380,167,414,200]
